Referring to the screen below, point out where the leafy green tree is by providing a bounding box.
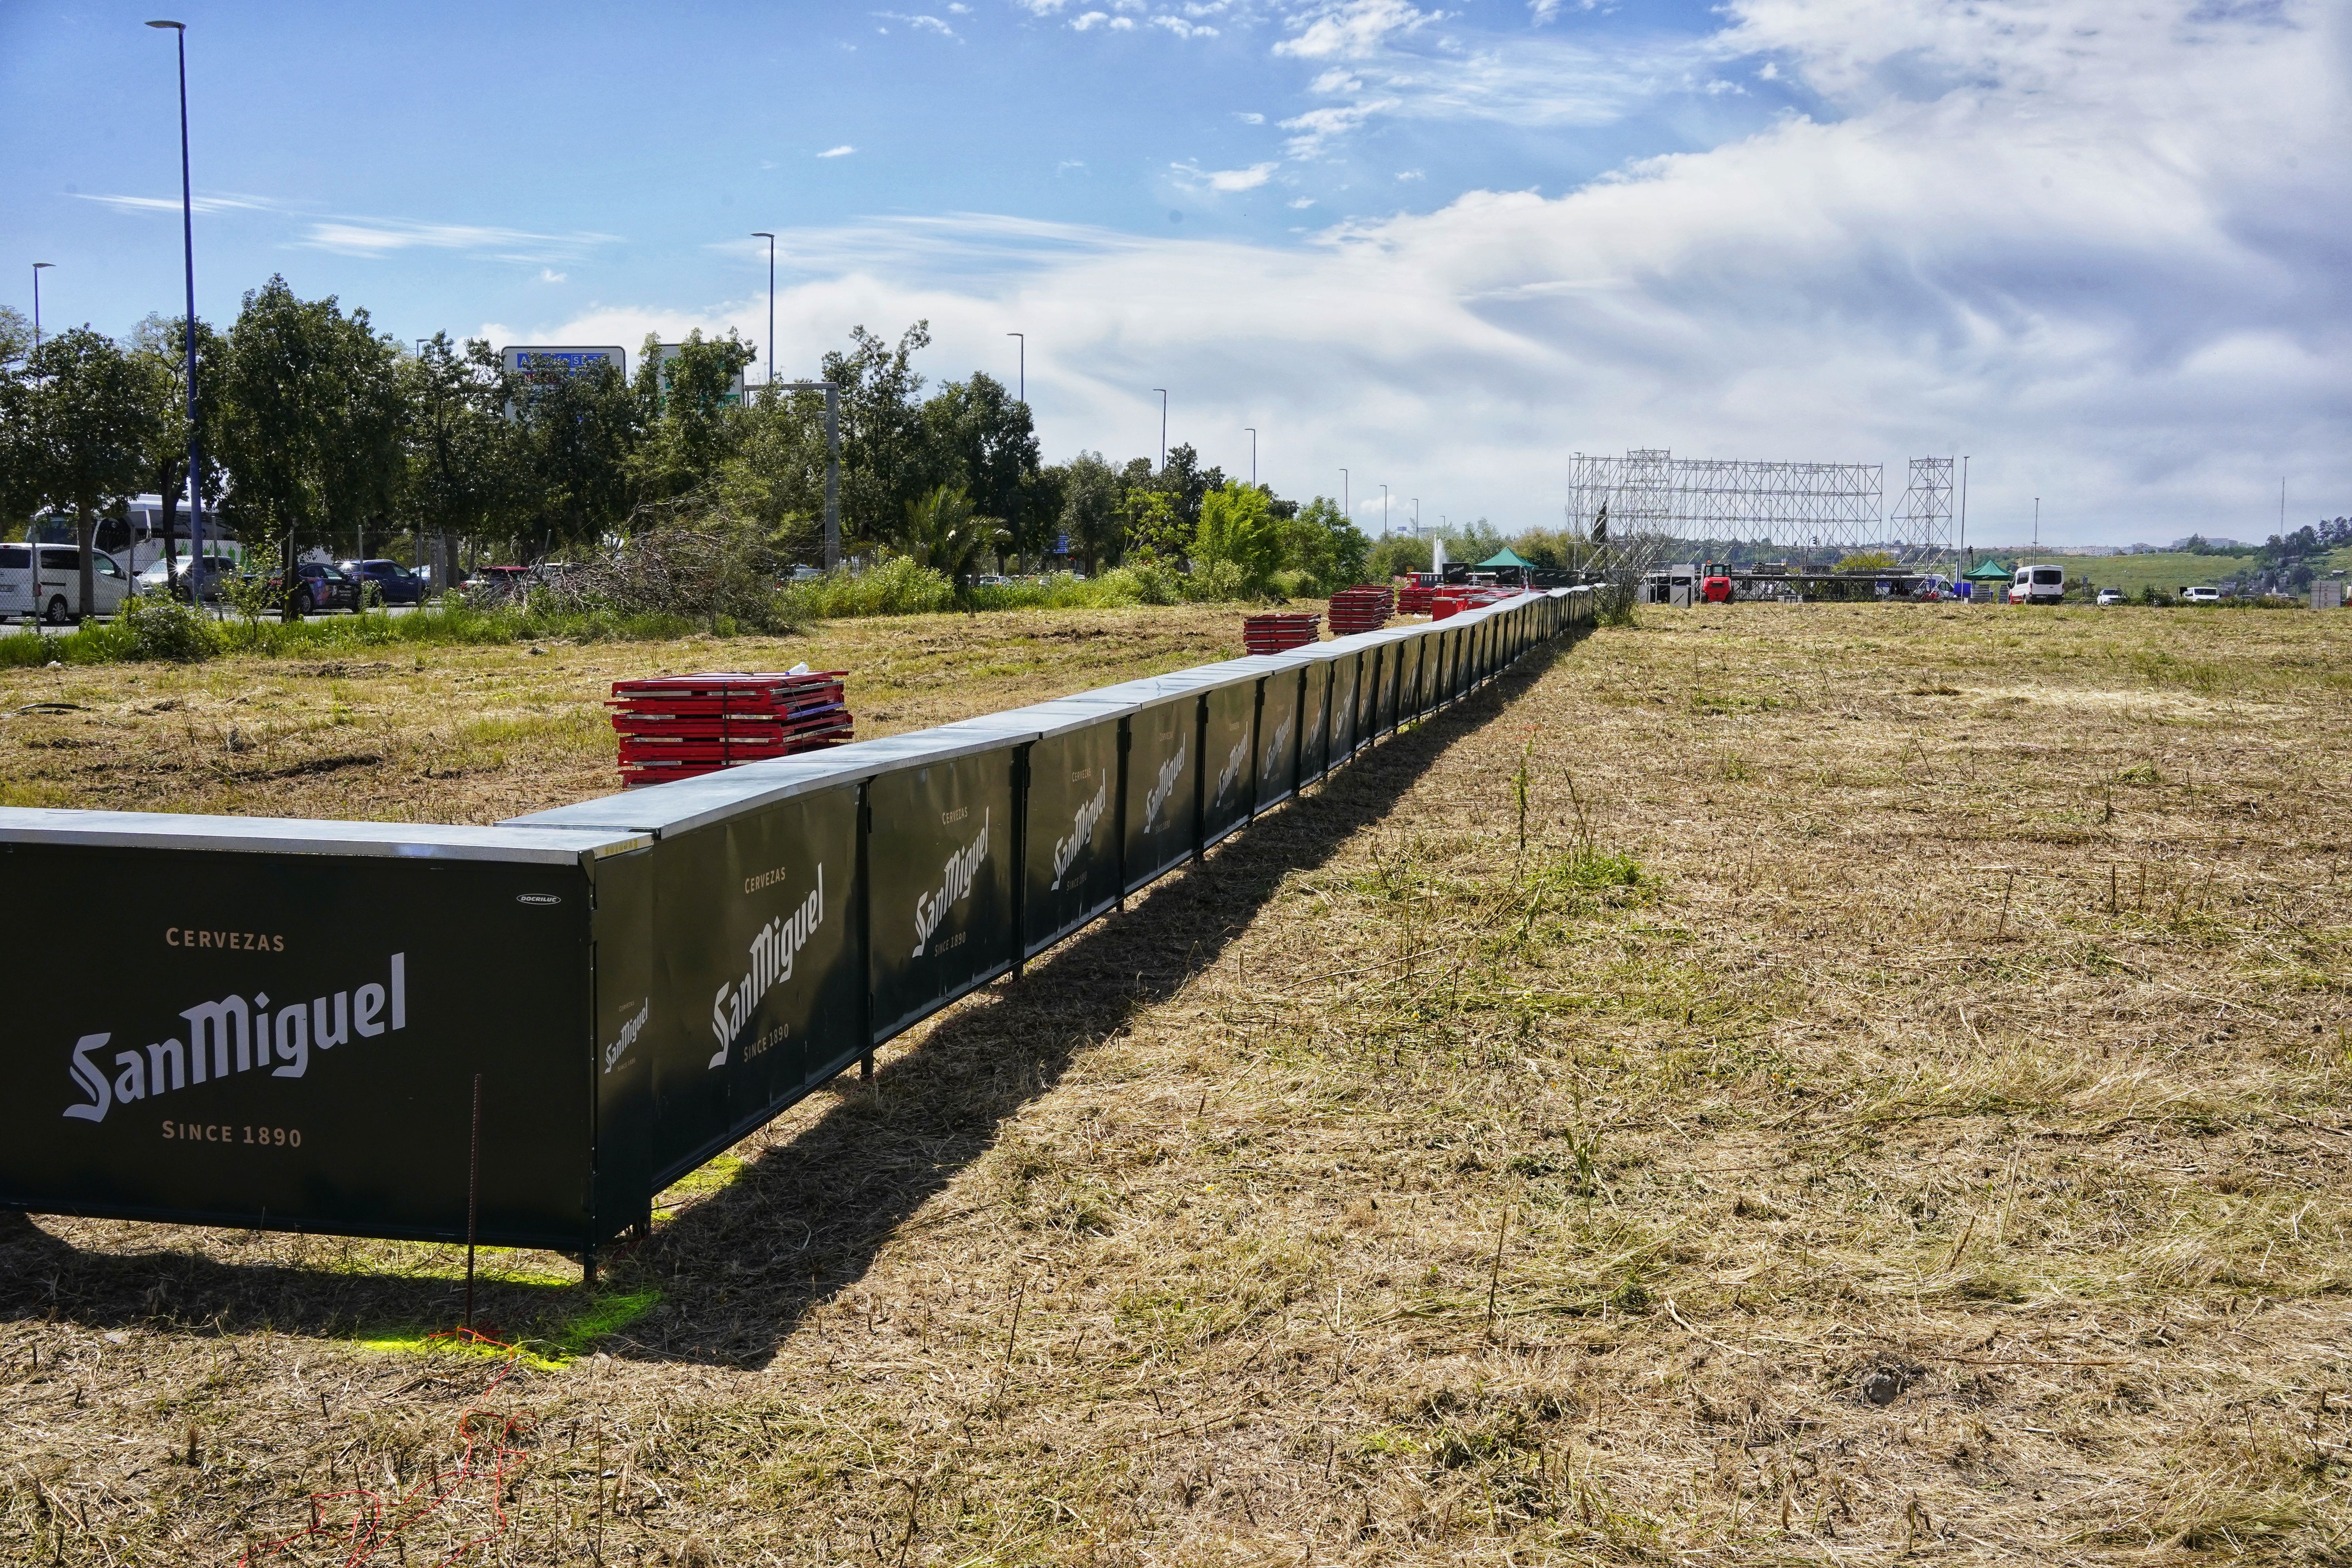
[715,383,832,558]
[630,328,756,505]
[1834,550,1900,573]
[4,328,165,615]
[1278,495,1370,593]
[214,277,406,617]
[401,334,512,566]
[1122,488,1187,564]
[1156,442,1225,532]
[921,372,1042,562]
[1054,452,1123,572]
[1365,533,1433,580]
[1443,517,1506,565]
[899,484,1005,588]
[508,356,638,560]
[822,322,940,553]
[0,306,27,370]
[126,312,227,575]
[1192,481,1285,590]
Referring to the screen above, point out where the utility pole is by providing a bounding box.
[1959,455,1969,566]
[2033,496,2040,553]
[30,263,52,352]
[1007,332,1024,403]
[1152,388,1167,471]
[149,19,206,588]
[1380,484,1388,536]
[1245,427,1256,488]
[750,232,776,390]
[1340,469,1349,522]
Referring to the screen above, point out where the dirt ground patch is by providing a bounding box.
[5,602,2351,1565]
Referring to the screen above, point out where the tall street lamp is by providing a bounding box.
[148,19,206,578]
[750,232,775,390]
[1152,388,1167,471]
[1006,332,1024,403]
[1380,483,1389,536]
[30,263,52,352]
[1340,468,1348,520]
[1245,427,1256,488]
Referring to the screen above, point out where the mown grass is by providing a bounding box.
[5,601,2352,1565]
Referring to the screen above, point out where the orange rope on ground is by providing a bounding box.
[240,1328,534,1568]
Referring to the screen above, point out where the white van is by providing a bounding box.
[0,544,132,623]
[2012,563,2066,606]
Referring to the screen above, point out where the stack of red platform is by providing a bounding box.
[1243,611,1321,653]
[1327,585,1396,635]
[1397,584,1439,615]
[609,670,853,788]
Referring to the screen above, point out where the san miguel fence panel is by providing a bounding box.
[1003,697,1127,960]
[0,590,1588,1264]
[0,815,657,1251]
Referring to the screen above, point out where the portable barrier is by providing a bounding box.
[0,590,1592,1260]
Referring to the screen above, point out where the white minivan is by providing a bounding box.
[0,543,132,623]
[2012,563,2066,606]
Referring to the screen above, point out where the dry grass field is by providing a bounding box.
[5,601,2351,1566]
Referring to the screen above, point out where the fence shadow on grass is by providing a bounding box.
[0,631,1579,1365]
[629,633,1575,1368]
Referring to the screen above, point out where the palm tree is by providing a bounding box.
[900,484,1007,588]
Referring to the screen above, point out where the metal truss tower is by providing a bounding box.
[1888,457,1955,560]
[1565,449,1885,553]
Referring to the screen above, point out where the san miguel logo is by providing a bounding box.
[709,865,825,1069]
[1049,780,1107,891]
[1262,710,1293,776]
[912,811,989,958]
[1214,729,1249,805]
[63,954,408,1125]
[1143,737,1187,831]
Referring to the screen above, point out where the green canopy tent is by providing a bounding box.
[1962,559,2014,581]
[1478,548,1538,570]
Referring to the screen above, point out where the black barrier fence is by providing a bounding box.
[0,589,1591,1260]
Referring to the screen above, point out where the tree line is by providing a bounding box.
[0,281,1452,613]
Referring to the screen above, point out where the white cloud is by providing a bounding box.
[1288,196,1318,208]
[539,268,567,283]
[1110,14,1136,27]
[294,217,617,262]
[819,145,857,157]
[1172,160,1281,192]
[75,192,274,217]
[1058,159,1089,174]
[511,0,2352,543]
[1273,0,1439,60]
[874,10,956,35]
[1279,100,1397,157]
[1307,68,1363,93]
[1152,14,1218,36]
[1234,110,1266,123]
[1396,168,1424,181]
[1071,8,1110,24]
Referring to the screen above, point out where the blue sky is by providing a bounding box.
[5,0,2349,543]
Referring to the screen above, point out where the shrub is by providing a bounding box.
[119,595,220,661]
[780,556,956,619]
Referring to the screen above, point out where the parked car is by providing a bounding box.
[337,558,427,605]
[258,560,363,616]
[463,565,534,600]
[0,543,131,623]
[2096,587,2127,606]
[2012,563,2066,605]
[2183,585,2223,604]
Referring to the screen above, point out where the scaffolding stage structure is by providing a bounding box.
[1887,456,1955,560]
[1566,450,1886,554]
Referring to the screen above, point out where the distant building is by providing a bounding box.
[2172,535,2239,550]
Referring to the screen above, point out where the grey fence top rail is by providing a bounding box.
[0,807,649,863]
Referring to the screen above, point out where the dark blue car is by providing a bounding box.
[337,558,427,606]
